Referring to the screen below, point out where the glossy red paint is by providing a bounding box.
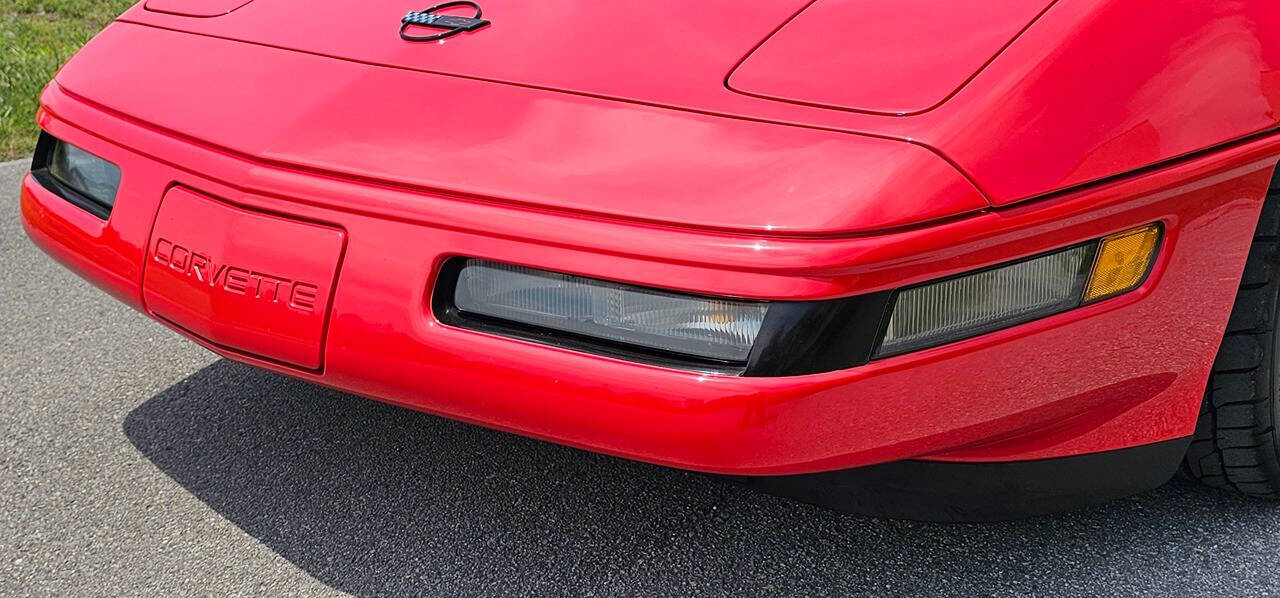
[116,0,1280,205]
[728,0,1054,115]
[143,187,345,370]
[51,24,989,236]
[142,0,254,18]
[17,1,1280,475]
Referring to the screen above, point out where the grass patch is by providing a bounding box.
[1,0,135,160]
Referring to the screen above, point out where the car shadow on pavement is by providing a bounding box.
[125,360,1279,596]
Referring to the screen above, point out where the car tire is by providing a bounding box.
[1184,168,1280,497]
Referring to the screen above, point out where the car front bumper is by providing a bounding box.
[22,79,1280,478]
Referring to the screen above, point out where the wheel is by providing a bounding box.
[1184,168,1280,497]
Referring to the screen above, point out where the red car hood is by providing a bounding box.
[130,0,809,109]
[56,3,1001,236]
[126,0,1050,118]
[61,1,1280,227]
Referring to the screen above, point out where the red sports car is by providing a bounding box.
[20,0,1280,520]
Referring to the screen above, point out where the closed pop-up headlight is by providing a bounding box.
[450,259,768,363]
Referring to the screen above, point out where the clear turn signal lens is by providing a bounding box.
[876,244,1096,357]
[453,259,768,362]
[875,224,1162,358]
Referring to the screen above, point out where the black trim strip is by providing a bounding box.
[745,292,893,376]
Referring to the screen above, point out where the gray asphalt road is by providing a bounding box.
[4,156,1280,597]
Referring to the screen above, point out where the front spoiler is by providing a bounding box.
[739,436,1192,521]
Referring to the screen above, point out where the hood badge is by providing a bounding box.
[401,1,490,42]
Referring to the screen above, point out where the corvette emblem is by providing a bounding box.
[151,238,320,314]
[401,1,490,42]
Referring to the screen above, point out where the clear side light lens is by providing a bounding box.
[49,141,121,208]
[876,244,1097,358]
[454,260,768,362]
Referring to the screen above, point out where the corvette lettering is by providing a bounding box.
[151,238,319,313]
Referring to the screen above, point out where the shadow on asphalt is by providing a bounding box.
[124,360,1275,595]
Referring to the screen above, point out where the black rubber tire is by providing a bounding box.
[1184,169,1280,497]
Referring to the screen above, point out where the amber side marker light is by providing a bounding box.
[1083,224,1163,303]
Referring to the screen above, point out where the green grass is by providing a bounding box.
[1,0,135,160]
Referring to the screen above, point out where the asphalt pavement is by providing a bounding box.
[4,156,1280,596]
